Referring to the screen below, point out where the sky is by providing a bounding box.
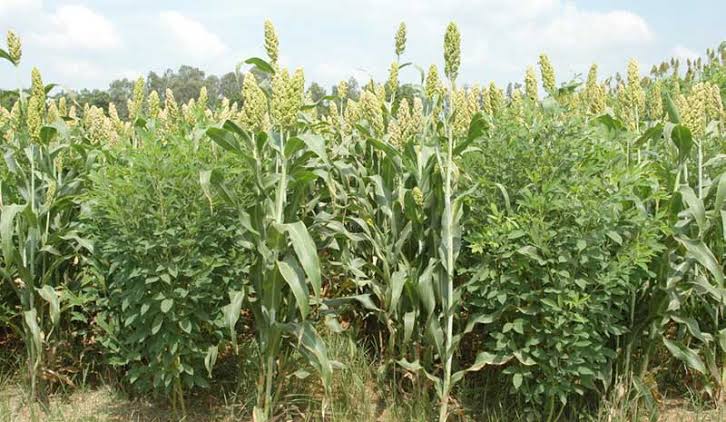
[1,0,724,92]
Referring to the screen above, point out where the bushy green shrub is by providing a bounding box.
[85,140,247,396]
[463,117,664,414]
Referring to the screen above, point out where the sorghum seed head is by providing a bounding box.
[425,64,442,99]
[525,66,538,102]
[7,31,21,64]
[395,22,407,57]
[264,19,279,64]
[538,54,556,94]
[443,22,461,83]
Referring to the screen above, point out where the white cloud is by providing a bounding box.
[531,5,654,51]
[671,45,700,61]
[52,58,104,81]
[0,0,42,18]
[33,5,122,50]
[159,11,228,58]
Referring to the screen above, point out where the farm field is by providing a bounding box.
[1,16,726,422]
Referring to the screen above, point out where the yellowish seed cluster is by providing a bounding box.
[0,105,10,128]
[46,100,60,123]
[395,22,407,57]
[510,89,525,124]
[388,98,421,147]
[271,67,305,128]
[443,22,461,83]
[645,81,663,121]
[163,88,180,131]
[58,97,68,116]
[678,82,723,136]
[343,99,361,135]
[215,97,232,121]
[481,86,492,115]
[147,90,161,119]
[26,96,42,138]
[182,98,197,125]
[240,73,269,131]
[198,86,209,114]
[617,59,645,131]
[361,89,384,136]
[327,101,341,132]
[84,105,117,144]
[386,118,403,148]
[582,64,602,114]
[589,84,607,115]
[451,88,469,136]
[127,77,145,119]
[704,82,723,121]
[412,186,424,207]
[7,31,21,64]
[538,54,556,94]
[411,97,423,131]
[467,85,481,117]
[108,102,127,137]
[30,67,46,117]
[386,62,399,99]
[337,80,348,99]
[264,20,279,64]
[525,66,538,102]
[489,82,504,115]
[43,179,57,206]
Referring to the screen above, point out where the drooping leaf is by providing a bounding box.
[662,337,706,375]
[277,221,322,297]
[277,256,310,318]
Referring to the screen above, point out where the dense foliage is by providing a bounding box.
[0,23,725,421]
[86,140,246,404]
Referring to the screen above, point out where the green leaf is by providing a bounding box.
[223,290,245,353]
[678,185,706,233]
[151,315,163,335]
[0,204,26,269]
[37,285,60,327]
[451,351,512,385]
[593,114,624,131]
[715,174,726,214]
[160,298,173,313]
[403,311,415,346]
[389,270,407,311]
[40,126,58,143]
[296,133,328,162]
[206,127,241,153]
[244,57,275,74]
[0,49,16,66]
[286,323,332,390]
[635,123,663,146]
[664,93,681,123]
[277,256,310,318]
[204,345,218,377]
[662,337,706,375]
[23,309,43,354]
[277,221,322,297]
[675,237,723,285]
[717,329,726,353]
[671,315,706,342]
[668,124,693,164]
[513,373,523,390]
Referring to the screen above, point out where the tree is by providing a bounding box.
[306,82,327,116]
[108,78,134,119]
[219,72,242,104]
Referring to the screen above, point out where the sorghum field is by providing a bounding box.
[0,20,725,422]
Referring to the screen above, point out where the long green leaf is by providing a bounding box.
[277,256,310,318]
[278,221,322,297]
[663,337,706,375]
